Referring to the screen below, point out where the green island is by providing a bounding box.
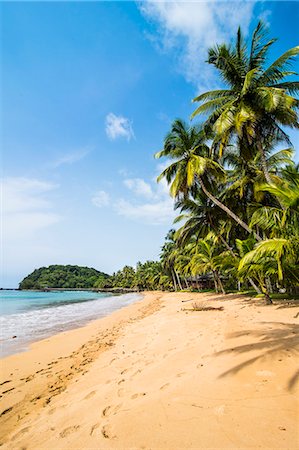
[19,265,110,290]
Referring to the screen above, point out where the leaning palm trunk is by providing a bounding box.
[212,271,218,292]
[174,269,183,290]
[248,278,262,294]
[184,276,190,289]
[217,233,261,294]
[257,274,273,304]
[215,270,225,294]
[263,284,273,304]
[171,270,177,291]
[199,177,262,242]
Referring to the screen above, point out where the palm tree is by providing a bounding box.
[156,119,262,240]
[192,22,299,183]
[160,230,183,290]
[238,167,299,301]
[190,236,225,294]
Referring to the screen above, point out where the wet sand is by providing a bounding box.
[1,291,298,449]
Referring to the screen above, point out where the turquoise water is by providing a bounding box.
[0,290,108,315]
[0,290,142,357]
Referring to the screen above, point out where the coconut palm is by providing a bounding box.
[160,230,183,290]
[238,168,299,300]
[156,119,262,240]
[192,21,299,183]
[190,236,225,294]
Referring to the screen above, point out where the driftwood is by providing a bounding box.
[182,301,224,312]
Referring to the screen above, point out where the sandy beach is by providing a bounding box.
[0,291,298,449]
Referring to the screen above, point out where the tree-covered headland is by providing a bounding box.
[19,265,109,290]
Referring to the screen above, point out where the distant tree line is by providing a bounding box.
[94,261,172,291]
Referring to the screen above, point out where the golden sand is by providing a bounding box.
[0,291,298,449]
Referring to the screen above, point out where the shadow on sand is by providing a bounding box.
[215,322,299,391]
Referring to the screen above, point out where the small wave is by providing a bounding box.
[0,292,142,357]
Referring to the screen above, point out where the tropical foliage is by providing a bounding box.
[155,22,299,303]
[19,265,109,290]
[96,261,172,291]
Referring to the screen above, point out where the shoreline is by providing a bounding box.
[0,291,144,358]
[1,291,298,449]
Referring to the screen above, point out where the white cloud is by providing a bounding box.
[91,170,175,225]
[124,178,154,199]
[91,190,110,207]
[139,1,255,88]
[2,177,58,213]
[115,198,175,225]
[1,177,61,240]
[114,170,175,225]
[50,148,90,168]
[105,113,135,141]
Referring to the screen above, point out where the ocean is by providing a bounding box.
[0,290,142,357]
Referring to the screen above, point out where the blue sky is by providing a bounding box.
[1,1,299,287]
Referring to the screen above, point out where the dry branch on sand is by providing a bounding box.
[182,301,224,312]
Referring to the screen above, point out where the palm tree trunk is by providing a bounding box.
[184,276,189,289]
[212,224,261,294]
[171,270,177,291]
[212,271,218,293]
[248,278,261,294]
[199,177,262,242]
[217,232,236,257]
[258,142,272,184]
[259,276,273,304]
[175,269,183,290]
[216,271,225,294]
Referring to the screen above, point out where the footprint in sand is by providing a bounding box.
[130,369,142,379]
[131,392,146,399]
[59,425,80,438]
[102,404,122,417]
[11,427,31,441]
[117,388,125,397]
[101,425,116,439]
[84,390,96,400]
[109,358,117,365]
[90,423,100,436]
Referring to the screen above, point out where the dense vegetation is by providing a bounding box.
[19,265,109,290]
[110,22,299,303]
[153,22,299,303]
[94,261,170,291]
